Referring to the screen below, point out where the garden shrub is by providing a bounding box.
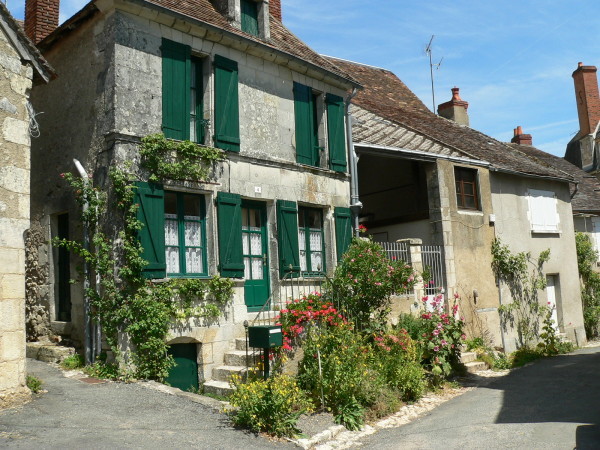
[576,232,600,338]
[372,328,425,401]
[297,323,378,429]
[60,354,84,370]
[26,375,42,394]
[228,374,313,437]
[325,238,416,332]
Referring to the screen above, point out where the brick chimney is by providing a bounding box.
[572,62,600,136]
[437,87,469,126]
[24,0,60,43]
[269,0,282,21]
[511,126,532,146]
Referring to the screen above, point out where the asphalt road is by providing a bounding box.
[0,359,291,449]
[357,346,600,449]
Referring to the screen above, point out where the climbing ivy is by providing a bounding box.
[53,135,233,380]
[575,232,600,338]
[491,238,550,348]
[140,133,225,182]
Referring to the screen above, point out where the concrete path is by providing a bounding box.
[0,359,291,449]
[348,346,600,449]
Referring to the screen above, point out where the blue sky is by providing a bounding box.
[11,0,600,156]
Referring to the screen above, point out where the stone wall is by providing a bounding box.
[0,24,33,404]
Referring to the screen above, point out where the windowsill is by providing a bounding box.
[456,209,483,216]
[167,274,212,279]
[531,229,561,235]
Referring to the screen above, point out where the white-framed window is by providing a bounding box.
[527,189,560,233]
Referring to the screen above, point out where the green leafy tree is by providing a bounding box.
[575,232,600,338]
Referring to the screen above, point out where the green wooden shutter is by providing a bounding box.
[334,207,352,261]
[217,192,244,277]
[162,39,191,141]
[293,82,315,165]
[277,200,300,276]
[135,182,166,279]
[214,55,240,152]
[326,94,347,172]
[241,0,259,36]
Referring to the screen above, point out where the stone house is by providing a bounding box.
[0,3,53,406]
[24,0,359,392]
[327,57,586,352]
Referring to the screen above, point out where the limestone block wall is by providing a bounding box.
[0,25,33,401]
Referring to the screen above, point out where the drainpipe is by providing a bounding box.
[73,159,93,365]
[345,88,362,236]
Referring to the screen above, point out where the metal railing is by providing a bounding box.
[422,244,446,295]
[380,241,411,265]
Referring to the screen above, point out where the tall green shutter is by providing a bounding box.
[217,192,244,277]
[135,182,166,279]
[214,55,240,152]
[326,94,347,172]
[334,207,352,261]
[241,0,259,36]
[277,200,300,276]
[162,39,191,141]
[293,82,315,165]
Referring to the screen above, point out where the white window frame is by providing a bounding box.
[527,189,560,233]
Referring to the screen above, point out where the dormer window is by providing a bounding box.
[241,0,259,36]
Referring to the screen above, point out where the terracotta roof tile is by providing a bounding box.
[326,56,570,181]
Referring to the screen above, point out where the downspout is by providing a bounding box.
[345,88,362,236]
[73,159,93,365]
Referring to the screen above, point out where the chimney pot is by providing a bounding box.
[437,87,469,126]
[511,125,532,146]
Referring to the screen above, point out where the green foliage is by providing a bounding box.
[492,352,512,370]
[54,161,233,380]
[510,347,543,367]
[372,329,425,401]
[325,238,417,331]
[26,375,42,393]
[575,232,600,338]
[229,374,313,437]
[465,337,485,352]
[491,238,550,347]
[60,354,84,370]
[140,134,225,183]
[83,361,128,381]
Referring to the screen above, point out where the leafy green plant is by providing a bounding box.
[510,347,542,367]
[26,375,42,393]
[229,374,313,437]
[492,352,511,370]
[139,134,225,182]
[83,361,129,380]
[491,239,550,348]
[60,354,84,370]
[465,337,485,351]
[576,232,600,338]
[325,238,416,331]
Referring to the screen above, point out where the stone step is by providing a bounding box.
[212,365,247,383]
[224,349,260,366]
[465,361,488,373]
[203,380,234,397]
[460,351,478,364]
[26,342,75,363]
[235,337,249,351]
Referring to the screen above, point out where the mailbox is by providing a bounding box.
[248,325,283,348]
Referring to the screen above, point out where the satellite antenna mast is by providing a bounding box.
[425,35,443,113]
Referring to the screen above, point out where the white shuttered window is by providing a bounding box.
[527,189,560,233]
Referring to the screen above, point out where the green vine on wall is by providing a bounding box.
[53,135,233,380]
[575,232,600,338]
[491,238,550,348]
[140,134,225,182]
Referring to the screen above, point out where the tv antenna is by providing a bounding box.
[425,35,443,113]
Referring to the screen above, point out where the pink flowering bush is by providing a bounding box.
[326,238,417,331]
[419,293,465,381]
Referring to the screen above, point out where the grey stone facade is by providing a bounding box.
[28,3,354,383]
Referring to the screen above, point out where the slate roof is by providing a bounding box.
[39,0,358,87]
[326,57,571,181]
[0,2,54,82]
[508,143,600,214]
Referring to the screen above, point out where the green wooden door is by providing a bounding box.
[165,343,199,391]
[242,202,270,310]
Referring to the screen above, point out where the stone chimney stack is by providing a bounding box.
[511,126,532,146]
[269,0,282,21]
[572,62,600,136]
[25,0,60,43]
[437,87,469,126]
